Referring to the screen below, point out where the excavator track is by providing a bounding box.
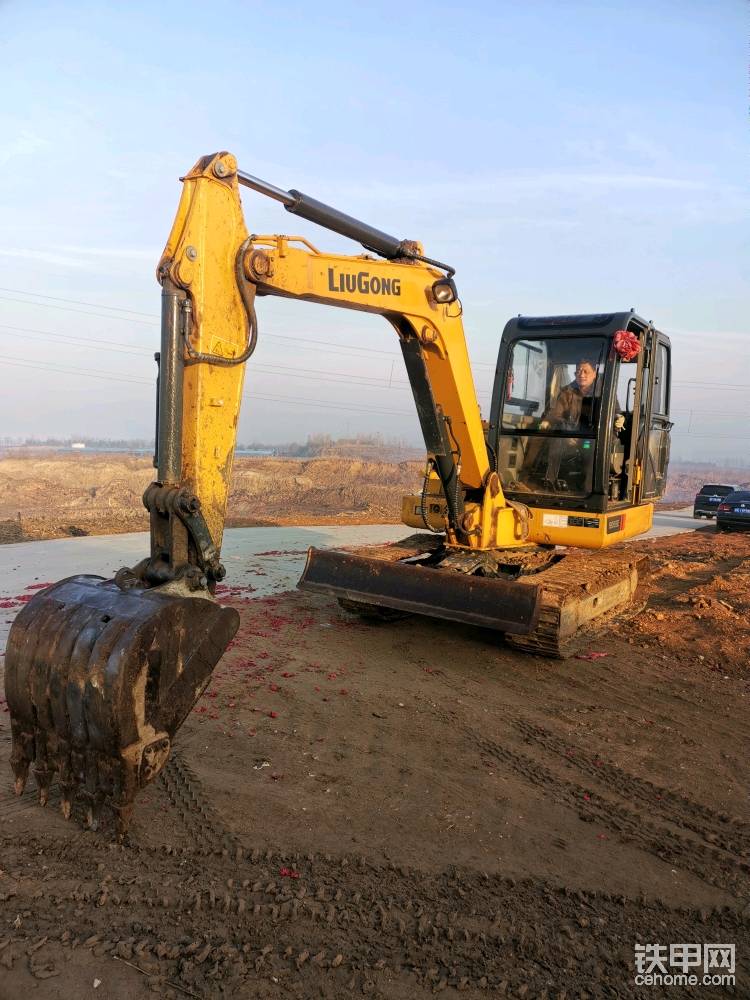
[504,548,648,657]
[304,534,647,658]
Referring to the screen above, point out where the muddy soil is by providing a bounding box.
[0,527,748,997]
[0,454,423,543]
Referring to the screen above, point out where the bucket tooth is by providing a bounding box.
[32,731,56,806]
[10,722,33,796]
[113,804,134,840]
[83,750,99,808]
[60,790,73,820]
[3,574,239,830]
[36,778,51,807]
[57,742,74,816]
[89,799,104,832]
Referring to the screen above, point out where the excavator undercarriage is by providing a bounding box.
[300,534,648,657]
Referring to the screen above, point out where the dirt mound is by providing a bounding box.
[662,463,750,504]
[0,454,423,542]
[618,527,750,676]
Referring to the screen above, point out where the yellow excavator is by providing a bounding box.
[5,152,672,832]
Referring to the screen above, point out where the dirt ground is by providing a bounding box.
[0,525,748,998]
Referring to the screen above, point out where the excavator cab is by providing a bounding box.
[489,312,672,517]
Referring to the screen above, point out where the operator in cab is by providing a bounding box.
[544,358,625,434]
[544,359,599,430]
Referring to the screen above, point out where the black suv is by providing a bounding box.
[717,490,750,531]
[693,483,738,518]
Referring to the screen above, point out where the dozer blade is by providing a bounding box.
[4,575,238,835]
[298,548,541,633]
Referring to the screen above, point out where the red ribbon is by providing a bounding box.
[613,330,641,362]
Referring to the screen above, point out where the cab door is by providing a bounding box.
[642,335,672,499]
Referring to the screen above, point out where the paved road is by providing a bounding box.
[648,505,701,537]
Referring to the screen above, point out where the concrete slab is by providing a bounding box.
[0,524,408,651]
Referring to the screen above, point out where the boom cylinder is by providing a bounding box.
[237,169,405,259]
[157,278,185,485]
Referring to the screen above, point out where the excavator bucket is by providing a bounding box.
[5,575,238,835]
[298,548,541,633]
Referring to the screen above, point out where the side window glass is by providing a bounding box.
[652,344,669,415]
[616,359,637,415]
[503,341,547,428]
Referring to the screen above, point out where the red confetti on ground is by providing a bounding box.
[279,867,300,878]
[24,582,55,591]
[596,833,608,840]
[583,792,591,801]
[268,683,280,692]
[281,672,296,678]
[575,652,610,661]
[327,673,337,680]
[12,595,35,604]
[0,601,17,609]
[268,711,278,719]
[339,689,348,696]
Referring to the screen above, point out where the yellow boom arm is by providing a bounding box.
[157,151,522,569]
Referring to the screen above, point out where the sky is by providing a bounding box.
[0,0,747,461]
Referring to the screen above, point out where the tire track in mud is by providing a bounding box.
[468,728,749,899]
[510,717,750,857]
[508,662,749,746]
[1,830,745,999]
[159,751,239,853]
[420,663,749,894]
